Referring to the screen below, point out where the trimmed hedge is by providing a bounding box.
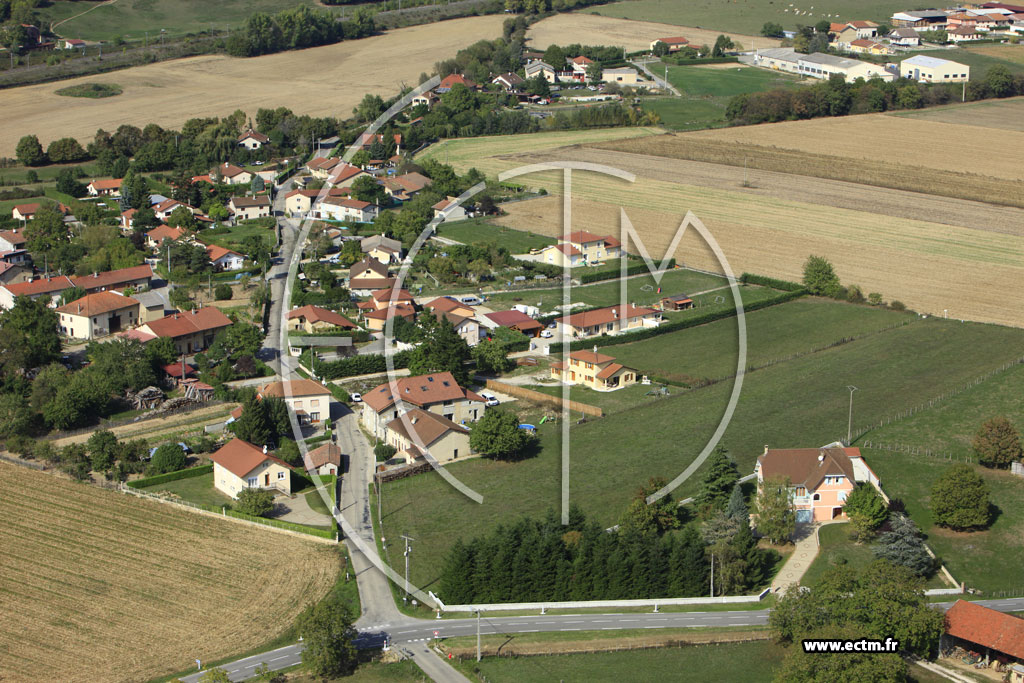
[661,55,740,66]
[739,272,804,291]
[304,433,333,446]
[314,350,411,380]
[547,287,807,354]
[127,464,213,489]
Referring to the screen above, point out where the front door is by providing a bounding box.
[264,473,270,486]
[108,314,122,333]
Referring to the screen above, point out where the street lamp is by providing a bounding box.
[846,385,858,445]
[401,534,415,603]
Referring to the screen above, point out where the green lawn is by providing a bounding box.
[201,222,275,250]
[610,298,914,384]
[641,96,733,130]
[0,161,101,185]
[864,450,1024,593]
[665,64,802,98]
[525,382,658,415]
[485,266,730,311]
[139,472,234,508]
[590,0,910,36]
[437,218,556,253]
[381,316,1024,589]
[863,361,1024,459]
[452,639,785,682]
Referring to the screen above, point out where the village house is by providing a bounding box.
[306,156,344,179]
[900,55,970,83]
[848,38,891,55]
[369,287,415,311]
[259,378,333,425]
[361,234,403,265]
[283,187,348,217]
[0,229,27,252]
[948,25,984,42]
[492,72,525,91]
[431,309,482,346]
[525,60,557,83]
[152,198,197,222]
[326,163,368,188]
[537,230,622,268]
[306,442,342,476]
[942,600,1024,673]
[73,264,153,294]
[381,172,432,203]
[555,304,661,339]
[228,196,271,221]
[385,408,471,464]
[0,260,32,286]
[120,208,137,231]
[354,132,403,153]
[436,74,476,92]
[888,27,921,46]
[755,444,880,523]
[206,244,245,271]
[360,371,485,440]
[133,289,170,322]
[425,296,475,319]
[550,348,638,391]
[484,309,544,337]
[210,438,293,499]
[12,203,39,222]
[137,307,233,354]
[57,291,140,340]
[211,162,252,186]
[411,92,440,108]
[60,38,86,49]
[601,67,643,85]
[316,197,378,223]
[286,304,357,333]
[146,224,187,249]
[0,275,74,309]
[432,196,468,222]
[348,258,395,294]
[237,129,270,150]
[86,178,123,197]
[362,303,415,332]
[650,36,689,51]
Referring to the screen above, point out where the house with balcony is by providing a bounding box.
[210,438,293,499]
[536,230,622,268]
[258,378,334,425]
[755,444,880,523]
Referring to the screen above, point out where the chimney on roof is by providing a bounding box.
[764,445,769,455]
[263,445,268,454]
[93,272,97,278]
[77,304,81,313]
[593,345,597,355]
[818,454,825,463]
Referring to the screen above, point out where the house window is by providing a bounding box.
[813,493,820,501]
[310,412,319,422]
[247,477,258,487]
[277,471,286,480]
[453,449,458,458]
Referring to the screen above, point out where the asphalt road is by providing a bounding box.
[180,598,1024,682]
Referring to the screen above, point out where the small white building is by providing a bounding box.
[237,129,270,150]
[316,197,379,223]
[900,55,970,83]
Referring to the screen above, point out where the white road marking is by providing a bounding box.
[269,656,288,662]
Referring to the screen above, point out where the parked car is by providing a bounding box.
[540,330,553,338]
[480,392,500,407]
[350,393,362,403]
[460,295,483,306]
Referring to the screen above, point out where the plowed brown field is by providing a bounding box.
[0,462,337,682]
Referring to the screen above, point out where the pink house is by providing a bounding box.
[755,444,880,523]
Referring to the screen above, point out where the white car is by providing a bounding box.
[540,330,553,338]
[480,393,500,407]
[350,393,362,403]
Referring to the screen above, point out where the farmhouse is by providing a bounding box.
[12,203,39,221]
[146,224,187,249]
[651,36,689,52]
[755,444,880,523]
[432,196,468,222]
[259,378,333,425]
[228,196,271,221]
[555,304,661,339]
[206,244,245,271]
[137,307,233,354]
[551,348,638,391]
[888,28,921,46]
[286,304,357,333]
[361,234,403,264]
[360,371,484,440]
[56,291,140,340]
[237,129,269,150]
[485,309,544,337]
[306,442,342,476]
[900,55,970,83]
[385,408,471,464]
[942,599,1024,670]
[86,178,122,197]
[0,275,74,309]
[210,438,293,499]
[602,67,643,85]
[316,197,378,223]
[211,162,252,186]
[537,230,621,268]
[948,25,983,42]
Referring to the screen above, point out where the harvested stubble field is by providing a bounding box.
[0,462,338,682]
[420,130,1024,326]
[525,13,779,53]
[0,15,505,155]
[891,97,1024,133]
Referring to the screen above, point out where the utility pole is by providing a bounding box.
[476,610,482,662]
[846,385,858,445]
[401,534,415,603]
[208,271,212,299]
[710,552,715,597]
[962,80,966,102]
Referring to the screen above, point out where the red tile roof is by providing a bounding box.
[205,244,241,262]
[306,442,342,469]
[88,178,123,191]
[426,296,471,314]
[215,162,247,178]
[141,307,233,339]
[259,378,332,399]
[209,438,291,479]
[287,304,357,329]
[595,362,625,380]
[321,197,373,210]
[757,446,861,492]
[56,291,139,317]
[13,203,39,216]
[351,257,388,279]
[485,309,542,330]
[655,36,689,44]
[327,164,364,184]
[0,230,27,246]
[237,129,270,143]
[4,275,75,297]
[72,265,153,291]
[147,224,187,243]
[439,73,477,89]
[946,600,1024,659]
[569,349,616,365]
[364,371,482,413]
[386,408,468,447]
[563,230,612,245]
[371,287,414,304]
[162,362,197,378]
[363,303,415,321]
[557,304,659,329]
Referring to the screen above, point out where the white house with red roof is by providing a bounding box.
[138,307,233,354]
[755,444,880,523]
[0,275,75,309]
[259,378,334,425]
[359,371,485,439]
[436,74,477,92]
[210,438,293,498]
[237,129,270,150]
[555,304,661,339]
[11,203,39,221]
[537,230,622,268]
[432,196,468,222]
[72,264,153,294]
[228,196,271,221]
[316,197,378,223]
[86,178,123,197]
[211,162,252,186]
[650,36,689,51]
[205,244,245,271]
[146,224,187,249]
[286,304,357,333]
[56,291,140,339]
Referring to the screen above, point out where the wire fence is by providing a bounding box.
[851,356,1024,445]
[860,440,975,463]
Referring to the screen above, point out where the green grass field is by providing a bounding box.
[609,298,914,384]
[865,450,1024,593]
[665,64,802,98]
[451,639,785,682]
[863,361,1024,459]
[381,315,1024,589]
[201,222,275,250]
[437,218,556,253]
[641,96,732,130]
[139,472,234,508]
[590,0,910,36]
[525,382,657,415]
[0,161,101,185]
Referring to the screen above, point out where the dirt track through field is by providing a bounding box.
[0,461,337,682]
[526,13,780,52]
[0,14,505,155]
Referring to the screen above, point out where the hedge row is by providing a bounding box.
[315,350,411,380]
[224,508,336,540]
[661,56,740,66]
[547,287,807,354]
[127,464,213,489]
[304,433,333,446]
[575,259,676,285]
[738,272,804,292]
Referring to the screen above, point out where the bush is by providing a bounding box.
[889,300,906,311]
[931,463,991,530]
[147,443,188,475]
[374,442,397,461]
[867,292,883,306]
[802,255,841,298]
[236,487,276,516]
[214,283,233,300]
[972,416,1022,469]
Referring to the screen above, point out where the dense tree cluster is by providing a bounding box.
[225,6,375,58]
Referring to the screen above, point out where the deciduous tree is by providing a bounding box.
[930,463,991,530]
[802,255,841,297]
[298,594,357,678]
[469,407,535,460]
[844,483,888,540]
[972,416,1022,469]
